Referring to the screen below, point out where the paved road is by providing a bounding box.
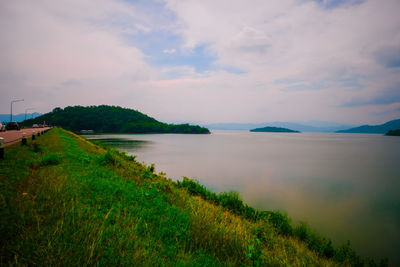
[0,128,51,147]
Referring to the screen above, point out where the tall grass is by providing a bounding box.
[176,177,388,266]
[0,128,388,266]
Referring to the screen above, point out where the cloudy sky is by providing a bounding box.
[1,0,399,124]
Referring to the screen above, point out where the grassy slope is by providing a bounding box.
[0,128,384,266]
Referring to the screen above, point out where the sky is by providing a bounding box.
[1,0,399,124]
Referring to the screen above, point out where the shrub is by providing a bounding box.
[123,154,136,162]
[31,142,42,153]
[333,241,361,265]
[293,221,308,241]
[218,191,244,214]
[246,238,265,266]
[143,166,154,179]
[113,149,136,162]
[98,151,121,166]
[27,159,39,170]
[149,163,155,173]
[176,177,218,202]
[294,222,335,258]
[265,211,293,236]
[40,153,61,166]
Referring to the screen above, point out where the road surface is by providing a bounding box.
[0,128,51,147]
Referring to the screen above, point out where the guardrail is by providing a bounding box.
[0,128,52,159]
[0,137,4,159]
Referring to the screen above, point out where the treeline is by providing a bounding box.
[22,105,210,134]
[385,129,400,136]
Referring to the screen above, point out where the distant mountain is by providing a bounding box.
[205,121,354,132]
[0,113,42,123]
[337,119,400,134]
[250,126,299,133]
[20,105,210,134]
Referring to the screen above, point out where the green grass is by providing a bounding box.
[0,128,388,266]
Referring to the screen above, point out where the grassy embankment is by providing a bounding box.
[0,128,387,266]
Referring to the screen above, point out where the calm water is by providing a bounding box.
[86,131,400,264]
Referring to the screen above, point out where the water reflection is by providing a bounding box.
[85,135,151,153]
[84,131,400,265]
[95,138,148,149]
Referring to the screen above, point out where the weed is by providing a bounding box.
[98,151,121,166]
[31,142,42,153]
[27,159,39,170]
[246,238,265,266]
[40,153,61,166]
[265,211,293,236]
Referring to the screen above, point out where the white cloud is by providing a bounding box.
[1,0,399,124]
[0,0,156,114]
[163,49,176,54]
[159,0,400,124]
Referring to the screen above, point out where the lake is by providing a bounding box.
[86,131,400,265]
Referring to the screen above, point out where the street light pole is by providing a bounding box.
[25,108,34,121]
[10,99,24,122]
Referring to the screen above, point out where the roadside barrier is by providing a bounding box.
[22,132,27,145]
[0,128,53,159]
[0,137,4,159]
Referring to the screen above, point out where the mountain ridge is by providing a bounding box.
[0,113,42,123]
[337,119,400,134]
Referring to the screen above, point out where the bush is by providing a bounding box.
[218,191,244,214]
[265,211,293,236]
[143,165,155,179]
[293,221,308,241]
[31,142,42,153]
[176,177,218,202]
[40,153,61,166]
[98,151,121,166]
[294,222,335,259]
[333,241,361,265]
[113,149,136,162]
[27,159,39,170]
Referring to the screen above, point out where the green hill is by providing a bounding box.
[0,128,387,266]
[336,119,400,134]
[21,105,210,134]
[250,126,300,133]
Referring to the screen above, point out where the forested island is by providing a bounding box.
[385,129,400,136]
[21,105,210,134]
[250,126,300,133]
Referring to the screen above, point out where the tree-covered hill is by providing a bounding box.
[336,119,400,134]
[250,126,300,133]
[21,105,210,134]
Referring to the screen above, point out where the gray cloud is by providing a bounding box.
[374,46,400,68]
[343,84,400,107]
[1,0,400,124]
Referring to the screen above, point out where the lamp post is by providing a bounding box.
[10,99,24,122]
[25,108,34,121]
